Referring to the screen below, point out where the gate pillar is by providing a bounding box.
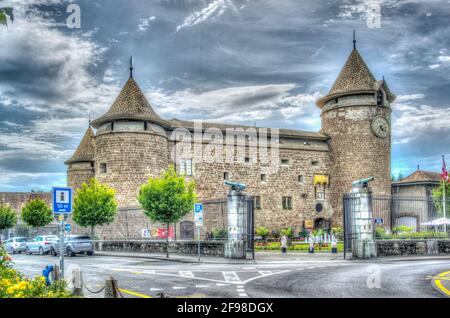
[352,177,377,259]
[224,181,248,259]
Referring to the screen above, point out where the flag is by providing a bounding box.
[442,156,449,182]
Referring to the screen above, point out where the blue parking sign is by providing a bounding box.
[52,187,72,214]
[194,203,203,213]
[65,223,71,232]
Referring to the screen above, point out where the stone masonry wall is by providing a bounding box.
[95,131,169,207]
[376,239,450,256]
[322,104,392,225]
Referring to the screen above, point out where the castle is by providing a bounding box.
[65,43,395,240]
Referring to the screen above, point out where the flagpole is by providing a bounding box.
[443,155,447,234]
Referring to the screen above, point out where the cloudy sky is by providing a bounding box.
[0,0,449,191]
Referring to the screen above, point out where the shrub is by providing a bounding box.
[331,226,344,240]
[270,229,280,239]
[297,230,309,239]
[211,228,227,240]
[392,225,413,234]
[256,226,270,239]
[280,227,294,239]
[0,246,71,298]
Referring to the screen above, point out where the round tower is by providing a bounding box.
[316,43,396,224]
[90,69,169,208]
[65,127,95,190]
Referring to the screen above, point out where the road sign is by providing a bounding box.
[374,218,384,224]
[194,203,203,213]
[52,187,72,214]
[64,224,71,232]
[194,204,204,227]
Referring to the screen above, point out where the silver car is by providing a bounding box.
[25,235,59,255]
[50,235,94,257]
[3,237,28,254]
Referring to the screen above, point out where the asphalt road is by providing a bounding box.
[9,253,449,298]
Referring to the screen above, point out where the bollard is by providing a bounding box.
[42,265,54,286]
[331,240,338,254]
[52,265,60,283]
[71,267,83,296]
[104,277,119,298]
[309,238,314,254]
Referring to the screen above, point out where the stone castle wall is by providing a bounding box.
[322,104,392,224]
[94,131,169,207]
[67,162,95,191]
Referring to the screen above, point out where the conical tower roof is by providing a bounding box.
[65,127,95,164]
[317,48,395,107]
[90,77,168,128]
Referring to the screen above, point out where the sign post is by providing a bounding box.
[52,187,72,283]
[194,203,204,262]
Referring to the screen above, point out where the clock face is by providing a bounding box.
[371,116,390,138]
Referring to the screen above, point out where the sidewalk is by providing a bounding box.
[95,250,345,264]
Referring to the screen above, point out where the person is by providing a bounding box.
[280,235,288,254]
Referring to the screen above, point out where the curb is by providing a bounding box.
[95,252,256,264]
[351,256,450,263]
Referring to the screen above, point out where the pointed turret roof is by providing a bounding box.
[317,48,395,107]
[65,127,95,165]
[90,77,168,128]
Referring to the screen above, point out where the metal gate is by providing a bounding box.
[344,193,449,257]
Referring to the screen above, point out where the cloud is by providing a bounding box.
[138,16,156,32]
[146,84,321,130]
[176,0,240,32]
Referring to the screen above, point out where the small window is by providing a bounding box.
[245,157,250,163]
[111,122,114,131]
[144,121,148,131]
[179,159,193,176]
[311,161,319,167]
[90,162,94,168]
[224,172,229,180]
[254,196,261,210]
[298,175,304,183]
[335,98,339,104]
[100,163,107,174]
[281,159,290,165]
[261,174,267,182]
[282,196,292,210]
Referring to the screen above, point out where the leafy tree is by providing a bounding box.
[138,165,197,258]
[0,1,14,27]
[432,181,450,218]
[21,199,53,231]
[0,205,17,242]
[73,178,118,239]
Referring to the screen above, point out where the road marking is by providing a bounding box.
[173,286,187,290]
[238,293,248,297]
[132,272,143,275]
[258,271,273,275]
[179,271,194,278]
[431,270,450,297]
[237,289,245,293]
[118,288,152,298]
[222,271,242,283]
[216,283,229,286]
[242,267,256,270]
[195,285,210,288]
[150,288,163,291]
[242,270,291,284]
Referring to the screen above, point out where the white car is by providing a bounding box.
[3,237,28,254]
[25,235,59,255]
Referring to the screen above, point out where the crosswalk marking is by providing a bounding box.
[179,271,194,278]
[238,293,248,297]
[222,271,241,283]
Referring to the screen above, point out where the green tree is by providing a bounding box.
[138,165,197,258]
[73,179,118,239]
[21,199,53,230]
[0,1,14,27]
[432,181,450,218]
[0,205,17,242]
[256,226,269,240]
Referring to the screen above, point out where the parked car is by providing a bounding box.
[25,235,59,255]
[3,237,28,254]
[50,235,94,257]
